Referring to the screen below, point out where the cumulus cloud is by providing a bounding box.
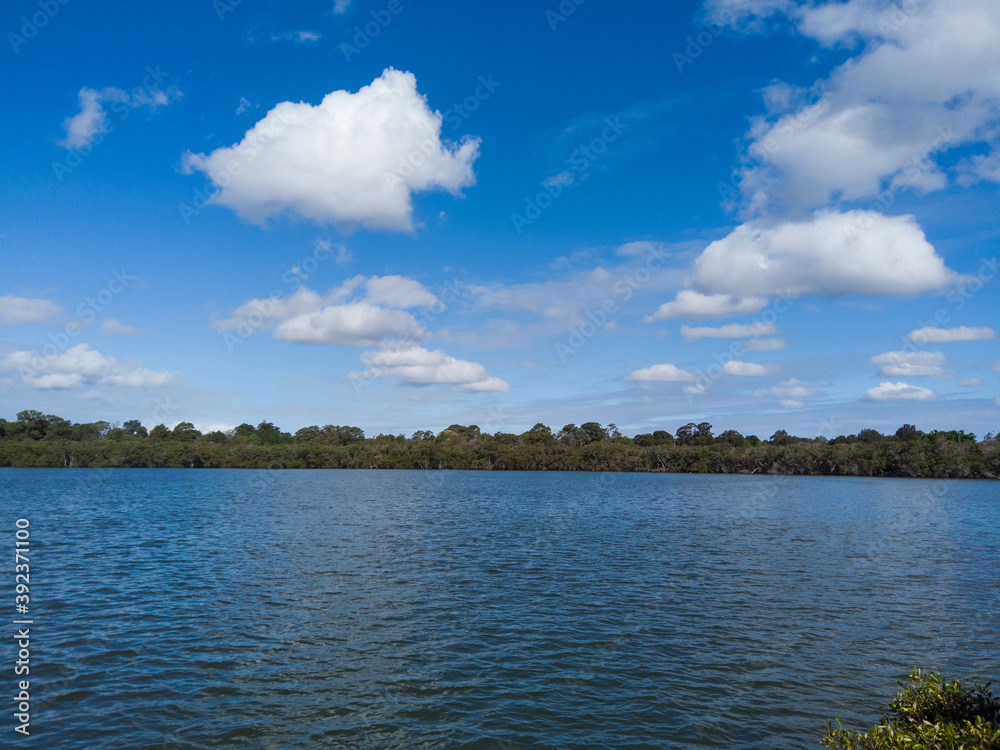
[689,211,956,298]
[627,363,695,382]
[711,0,1000,213]
[722,360,770,376]
[181,68,481,231]
[680,322,776,340]
[1,344,179,389]
[865,381,935,401]
[644,291,768,322]
[0,296,62,326]
[214,279,436,347]
[350,345,509,392]
[871,350,951,378]
[906,325,996,343]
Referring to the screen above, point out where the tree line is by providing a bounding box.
[0,409,997,477]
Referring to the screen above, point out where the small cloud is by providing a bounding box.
[98,318,142,336]
[1,343,179,389]
[871,350,951,378]
[958,378,982,387]
[744,338,785,351]
[683,384,707,396]
[906,326,996,344]
[0,295,62,326]
[722,360,770,376]
[332,0,352,14]
[236,96,255,116]
[350,345,509,393]
[864,381,935,402]
[60,85,179,150]
[627,363,695,382]
[645,291,768,321]
[270,30,322,44]
[543,171,575,188]
[770,378,821,409]
[680,322,775,341]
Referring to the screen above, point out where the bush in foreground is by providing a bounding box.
[822,669,1000,749]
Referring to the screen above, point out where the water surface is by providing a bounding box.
[2,470,997,748]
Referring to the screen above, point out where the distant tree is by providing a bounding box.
[148,424,171,440]
[770,429,791,446]
[718,429,744,447]
[233,423,256,439]
[523,423,555,444]
[651,430,674,446]
[123,419,148,438]
[857,428,884,444]
[172,422,201,442]
[295,426,322,442]
[894,424,923,442]
[410,430,434,442]
[745,434,761,446]
[579,422,608,444]
[675,423,696,445]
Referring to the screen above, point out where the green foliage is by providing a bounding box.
[822,669,1000,750]
[0,414,997,476]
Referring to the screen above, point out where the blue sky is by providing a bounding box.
[1,0,998,439]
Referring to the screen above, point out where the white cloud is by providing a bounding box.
[644,291,768,321]
[214,281,436,347]
[363,275,438,308]
[959,378,983,387]
[181,68,481,231]
[627,363,695,382]
[958,151,1000,185]
[0,296,62,326]
[99,318,139,336]
[274,303,428,346]
[350,345,509,392]
[59,87,127,149]
[717,0,1000,213]
[865,381,935,401]
[770,378,821,409]
[744,338,786,351]
[722,360,769,376]
[689,211,956,298]
[214,277,439,347]
[332,0,351,14]
[905,325,996,343]
[992,361,1000,373]
[871,350,951,378]
[60,85,178,150]
[680,322,775,340]
[1,344,179,389]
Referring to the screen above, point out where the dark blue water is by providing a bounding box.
[1,470,997,748]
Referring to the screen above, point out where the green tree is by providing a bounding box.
[123,419,148,438]
[822,669,1000,749]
